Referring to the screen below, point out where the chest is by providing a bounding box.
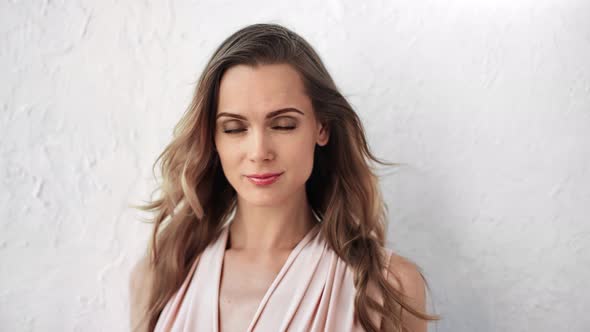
[217,250,290,332]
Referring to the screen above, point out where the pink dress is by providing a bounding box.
[154,222,393,332]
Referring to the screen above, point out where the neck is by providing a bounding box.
[228,189,317,251]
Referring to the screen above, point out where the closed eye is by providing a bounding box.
[223,128,246,134]
[223,126,296,134]
[272,126,296,131]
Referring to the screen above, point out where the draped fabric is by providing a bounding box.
[154,222,392,332]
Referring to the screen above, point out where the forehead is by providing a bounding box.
[217,63,311,115]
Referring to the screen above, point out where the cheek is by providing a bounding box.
[285,136,317,180]
[214,139,239,178]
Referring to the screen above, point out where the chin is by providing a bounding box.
[240,193,286,207]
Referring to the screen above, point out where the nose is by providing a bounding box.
[248,128,274,162]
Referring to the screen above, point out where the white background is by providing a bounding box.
[1,0,589,331]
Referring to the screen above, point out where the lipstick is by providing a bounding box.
[246,172,283,186]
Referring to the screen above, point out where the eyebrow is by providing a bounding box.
[216,107,304,120]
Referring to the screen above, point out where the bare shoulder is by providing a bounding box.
[384,250,425,295]
[130,254,154,287]
[129,254,155,332]
[384,249,428,332]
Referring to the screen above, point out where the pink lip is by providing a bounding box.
[246,172,283,186]
[246,172,283,178]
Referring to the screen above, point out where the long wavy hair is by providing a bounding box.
[134,23,440,332]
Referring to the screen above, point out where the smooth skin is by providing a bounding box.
[129,63,427,332]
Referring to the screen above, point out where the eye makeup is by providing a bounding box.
[220,117,298,134]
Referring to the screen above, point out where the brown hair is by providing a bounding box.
[134,23,440,331]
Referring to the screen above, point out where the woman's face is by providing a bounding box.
[214,63,329,207]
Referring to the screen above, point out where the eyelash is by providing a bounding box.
[223,126,296,134]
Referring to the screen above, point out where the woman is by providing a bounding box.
[129,23,440,332]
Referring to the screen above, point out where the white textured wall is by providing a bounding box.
[2,1,589,331]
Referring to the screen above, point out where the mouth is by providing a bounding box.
[245,172,283,186]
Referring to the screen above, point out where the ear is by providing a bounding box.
[316,121,330,146]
